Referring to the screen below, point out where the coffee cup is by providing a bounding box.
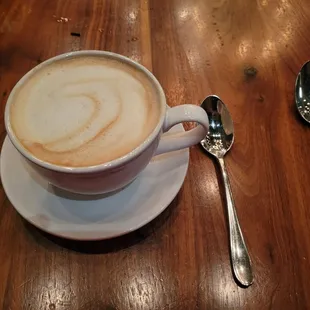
[4,50,209,195]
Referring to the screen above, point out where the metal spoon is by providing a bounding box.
[295,60,310,123]
[200,95,253,287]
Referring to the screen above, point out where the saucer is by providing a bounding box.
[0,125,189,240]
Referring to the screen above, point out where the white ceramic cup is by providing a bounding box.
[5,50,209,195]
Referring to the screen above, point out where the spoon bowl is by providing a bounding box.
[295,60,310,123]
[200,95,234,158]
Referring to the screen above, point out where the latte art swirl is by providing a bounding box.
[10,56,160,167]
[41,80,122,153]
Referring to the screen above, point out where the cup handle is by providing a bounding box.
[154,104,209,156]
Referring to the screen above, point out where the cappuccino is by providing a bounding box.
[9,55,161,167]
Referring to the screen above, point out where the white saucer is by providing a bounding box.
[0,125,189,240]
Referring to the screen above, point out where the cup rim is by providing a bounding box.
[4,50,166,174]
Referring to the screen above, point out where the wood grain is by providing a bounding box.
[1,0,310,309]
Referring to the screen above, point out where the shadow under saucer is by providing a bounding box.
[23,193,180,254]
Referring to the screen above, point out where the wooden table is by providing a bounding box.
[1,0,310,309]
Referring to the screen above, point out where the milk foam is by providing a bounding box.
[10,56,161,167]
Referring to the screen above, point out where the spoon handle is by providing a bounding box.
[217,157,253,287]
